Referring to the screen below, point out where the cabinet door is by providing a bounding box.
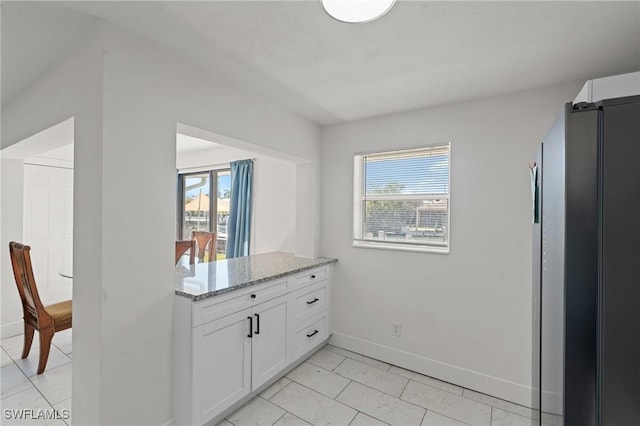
[251,295,290,390]
[197,308,252,423]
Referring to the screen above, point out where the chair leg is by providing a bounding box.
[37,328,54,374]
[21,323,35,359]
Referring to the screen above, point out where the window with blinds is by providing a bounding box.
[353,143,450,253]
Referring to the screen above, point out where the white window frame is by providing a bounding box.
[353,143,451,254]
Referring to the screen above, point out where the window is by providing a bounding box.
[353,144,450,253]
[177,168,231,260]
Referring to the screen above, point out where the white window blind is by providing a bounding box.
[353,144,450,253]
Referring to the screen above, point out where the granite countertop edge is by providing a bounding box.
[175,257,337,301]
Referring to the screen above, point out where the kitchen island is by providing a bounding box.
[174,252,336,426]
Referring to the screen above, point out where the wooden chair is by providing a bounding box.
[8,242,72,375]
[176,240,195,265]
[192,231,215,262]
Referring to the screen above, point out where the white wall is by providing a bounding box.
[177,145,297,255]
[2,30,105,424]
[320,81,583,406]
[2,19,319,425]
[0,159,25,337]
[2,21,320,426]
[98,25,319,426]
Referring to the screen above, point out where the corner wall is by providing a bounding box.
[320,81,582,406]
[96,25,320,424]
[2,21,320,426]
[2,31,105,424]
[97,24,320,425]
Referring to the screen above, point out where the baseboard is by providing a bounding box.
[541,389,562,417]
[330,332,533,408]
[1,321,23,339]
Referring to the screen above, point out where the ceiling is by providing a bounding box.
[0,117,74,159]
[3,1,639,125]
[1,2,99,107]
[26,144,74,164]
[177,134,223,155]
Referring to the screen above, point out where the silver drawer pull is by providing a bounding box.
[306,329,319,338]
[306,298,319,305]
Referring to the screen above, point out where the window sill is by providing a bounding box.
[352,240,450,254]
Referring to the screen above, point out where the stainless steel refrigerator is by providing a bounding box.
[532,95,640,426]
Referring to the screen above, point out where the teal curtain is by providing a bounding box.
[226,159,254,258]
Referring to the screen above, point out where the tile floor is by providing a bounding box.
[1,330,72,425]
[1,334,553,426]
[222,345,556,426]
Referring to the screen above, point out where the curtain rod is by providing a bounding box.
[178,157,256,174]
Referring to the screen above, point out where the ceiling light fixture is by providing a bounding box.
[322,0,396,23]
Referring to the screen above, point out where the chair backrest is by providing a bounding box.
[9,242,52,327]
[176,240,195,265]
[192,231,215,261]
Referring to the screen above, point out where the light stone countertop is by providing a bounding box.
[175,251,337,301]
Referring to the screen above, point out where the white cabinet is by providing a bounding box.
[174,264,332,426]
[250,295,290,390]
[292,280,328,324]
[197,308,252,421]
[190,293,289,424]
[293,312,329,360]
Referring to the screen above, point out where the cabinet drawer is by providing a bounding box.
[246,279,289,305]
[293,281,328,325]
[294,267,328,287]
[194,293,250,327]
[293,312,328,359]
[193,279,288,326]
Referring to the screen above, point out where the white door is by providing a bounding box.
[251,294,289,390]
[23,164,73,303]
[198,308,252,423]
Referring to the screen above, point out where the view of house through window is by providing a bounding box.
[178,169,231,260]
[353,144,450,253]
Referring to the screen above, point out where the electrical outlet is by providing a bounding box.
[392,322,402,337]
